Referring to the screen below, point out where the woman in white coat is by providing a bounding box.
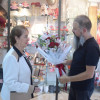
[1,25,36,100]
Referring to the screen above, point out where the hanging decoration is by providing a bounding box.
[10,1,19,11]
[10,1,19,17]
[46,0,56,5]
[31,1,58,19]
[19,1,31,17]
[31,2,41,16]
[21,1,30,9]
[0,16,6,28]
[18,8,32,17]
[41,4,48,16]
[0,16,7,48]
[24,20,30,27]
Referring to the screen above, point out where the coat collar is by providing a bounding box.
[13,46,23,57]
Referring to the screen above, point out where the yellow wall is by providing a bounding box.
[88,6,97,39]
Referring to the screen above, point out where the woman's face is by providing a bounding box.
[15,30,29,50]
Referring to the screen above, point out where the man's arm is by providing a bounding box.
[59,65,95,84]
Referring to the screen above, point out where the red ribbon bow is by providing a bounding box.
[56,64,67,90]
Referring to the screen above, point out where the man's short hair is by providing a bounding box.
[74,15,92,31]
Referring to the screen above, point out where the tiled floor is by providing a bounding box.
[0,93,1,100]
[91,87,100,100]
[0,87,100,100]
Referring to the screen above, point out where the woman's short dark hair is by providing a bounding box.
[74,15,92,31]
[10,25,28,46]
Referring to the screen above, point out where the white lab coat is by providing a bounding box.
[1,47,32,100]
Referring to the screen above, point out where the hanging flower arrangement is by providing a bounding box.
[0,16,6,28]
[10,1,19,11]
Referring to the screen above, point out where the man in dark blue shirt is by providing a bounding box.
[59,15,100,100]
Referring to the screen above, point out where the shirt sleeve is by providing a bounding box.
[3,55,29,93]
[85,45,99,66]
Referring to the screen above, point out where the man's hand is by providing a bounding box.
[62,60,72,65]
[62,60,67,65]
[59,75,70,84]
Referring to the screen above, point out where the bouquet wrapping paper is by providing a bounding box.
[36,45,72,65]
[36,32,72,65]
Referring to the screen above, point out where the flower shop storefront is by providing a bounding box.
[0,0,100,100]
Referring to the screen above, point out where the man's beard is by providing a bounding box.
[73,35,79,50]
[79,35,85,46]
[73,35,85,50]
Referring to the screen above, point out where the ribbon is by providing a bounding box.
[56,64,67,90]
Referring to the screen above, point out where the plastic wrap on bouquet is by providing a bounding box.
[36,32,72,64]
[36,45,72,65]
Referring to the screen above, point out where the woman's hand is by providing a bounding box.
[34,87,41,93]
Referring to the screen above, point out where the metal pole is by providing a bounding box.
[46,15,49,32]
[56,75,58,100]
[55,1,62,100]
[45,61,48,84]
[58,0,62,37]
[7,0,11,51]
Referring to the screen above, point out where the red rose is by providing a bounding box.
[46,37,51,40]
[55,42,59,47]
[48,42,55,48]
[48,42,59,48]
[60,29,63,31]
[62,33,66,36]
[65,29,68,32]
[63,26,66,29]
[56,37,60,39]
[51,28,55,31]
[50,25,53,28]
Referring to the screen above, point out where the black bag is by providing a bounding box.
[49,85,60,93]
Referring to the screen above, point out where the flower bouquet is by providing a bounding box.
[35,32,72,90]
[35,32,72,65]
